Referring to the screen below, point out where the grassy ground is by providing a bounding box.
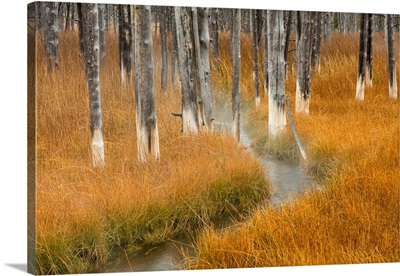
[189,32,399,267]
[34,30,270,274]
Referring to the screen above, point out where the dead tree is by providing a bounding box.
[366,14,374,87]
[43,2,59,72]
[171,8,178,85]
[231,9,241,141]
[160,6,168,91]
[175,7,199,133]
[312,12,323,73]
[267,10,287,138]
[210,8,220,60]
[134,5,160,161]
[295,11,314,114]
[356,13,368,101]
[98,4,106,60]
[252,9,261,106]
[119,5,134,84]
[263,10,269,95]
[81,3,105,167]
[387,14,398,99]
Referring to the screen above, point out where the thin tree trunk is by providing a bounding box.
[366,14,374,87]
[77,3,85,57]
[70,3,75,30]
[81,3,105,167]
[210,8,220,60]
[197,7,214,130]
[119,5,133,85]
[312,12,322,73]
[113,4,118,33]
[171,9,178,85]
[44,2,59,72]
[267,10,287,138]
[296,11,314,114]
[324,12,332,43]
[283,11,293,75]
[134,5,160,162]
[65,3,71,31]
[160,6,168,91]
[175,7,199,133]
[356,13,368,101]
[231,9,241,141]
[252,9,261,106]
[263,10,269,95]
[98,4,106,60]
[387,14,398,99]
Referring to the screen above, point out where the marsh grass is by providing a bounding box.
[34,30,270,274]
[190,32,399,268]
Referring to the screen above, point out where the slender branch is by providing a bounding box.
[286,96,308,162]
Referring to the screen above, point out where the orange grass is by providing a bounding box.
[190,32,399,268]
[34,30,270,274]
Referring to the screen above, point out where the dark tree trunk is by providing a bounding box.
[231,9,241,141]
[119,5,133,84]
[210,8,220,60]
[387,14,398,99]
[113,4,118,33]
[81,3,105,167]
[252,9,261,106]
[134,5,160,161]
[324,12,332,43]
[171,8,178,85]
[312,12,322,73]
[65,3,71,31]
[77,3,85,58]
[295,11,314,114]
[43,2,59,72]
[98,4,106,60]
[160,6,168,91]
[283,10,293,73]
[356,13,368,101]
[263,10,269,95]
[366,14,374,87]
[175,7,199,133]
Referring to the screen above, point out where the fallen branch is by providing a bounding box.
[171,112,182,117]
[286,96,308,162]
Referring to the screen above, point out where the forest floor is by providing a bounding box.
[189,32,399,267]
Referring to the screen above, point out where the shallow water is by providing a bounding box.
[97,102,316,273]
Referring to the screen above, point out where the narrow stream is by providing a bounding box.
[96,103,316,273]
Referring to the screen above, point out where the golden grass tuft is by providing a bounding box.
[34,30,270,274]
[191,32,399,268]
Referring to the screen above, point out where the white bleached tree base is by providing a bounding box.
[268,99,286,139]
[92,128,105,167]
[255,96,261,107]
[355,75,365,101]
[182,107,199,133]
[389,68,398,100]
[295,80,310,114]
[136,122,160,162]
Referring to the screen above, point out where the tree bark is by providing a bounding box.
[77,3,85,58]
[81,3,105,167]
[263,10,269,95]
[252,9,261,106]
[210,8,220,60]
[160,6,168,91]
[312,12,322,73]
[231,9,241,142]
[295,11,314,114]
[175,7,199,133]
[267,10,287,138]
[356,13,368,101]
[134,5,160,162]
[98,4,106,60]
[196,7,214,130]
[366,14,374,87]
[283,11,293,74]
[324,12,332,43]
[387,14,398,99]
[43,2,59,72]
[119,5,134,85]
[171,8,178,85]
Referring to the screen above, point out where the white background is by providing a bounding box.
[0,0,399,275]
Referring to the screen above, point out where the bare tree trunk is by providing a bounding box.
[171,8,178,85]
[160,6,168,91]
[210,8,220,60]
[175,7,199,133]
[81,3,105,167]
[263,10,269,95]
[70,3,75,30]
[113,4,118,33]
[267,10,287,138]
[356,13,368,101]
[387,14,398,99]
[295,11,314,114]
[98,4,106,60]
[231,9,241,141]
[312,12,322,73]
[283,11,293,75]
[119,5,133,85]
[77,3,85,57]
[252,9,261,106]
[65,3,71,31]
[366,14,374,87]
[44,2,59,72]
[134,5,160,162]
[197,7,214,130]
[324,12,332,43]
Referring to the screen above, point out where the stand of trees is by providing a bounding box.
[31,2,399,166]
